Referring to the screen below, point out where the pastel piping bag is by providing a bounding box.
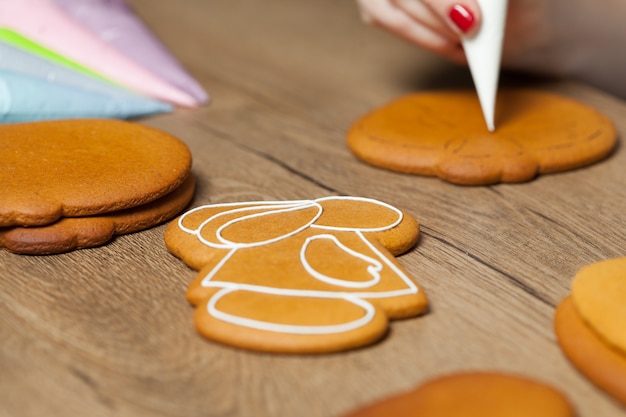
[0,41,172,114]
[0,69,171,123]
[0,0,197,107]
[51,0,208,104]
[461,0,508,131]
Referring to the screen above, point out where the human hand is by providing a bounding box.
[355,0,482,64]
[356,0,626,98]
[355,0,556,74]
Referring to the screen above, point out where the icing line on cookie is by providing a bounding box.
[213,202,323,248]
[200,246,237,285]
[311,196,403,232]
[208,286,377,335]
[300,234,383,289]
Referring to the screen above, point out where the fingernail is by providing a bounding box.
[448,4,475,33]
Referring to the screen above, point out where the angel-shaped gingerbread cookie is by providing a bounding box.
[165,196,428,353]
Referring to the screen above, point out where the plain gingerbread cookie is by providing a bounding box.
[0,119,192,227]
[555,296,626,406]
[0,175,195,254]
[347,89,617,185]
[571,257,626,354]
[342,372,575,417]
[555,257,626,405]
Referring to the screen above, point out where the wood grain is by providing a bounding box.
[1,0,625,416]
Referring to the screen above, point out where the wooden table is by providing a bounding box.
[2,1,625,416]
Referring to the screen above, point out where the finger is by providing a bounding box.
[390,0,458,41]
[421,0,482,35]
[358,0,462,56]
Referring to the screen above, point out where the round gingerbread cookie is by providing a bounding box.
[0,119,192,227]
[347,89,617,185]
[555,296,626,406]
[570,257,626,355]
[342,372,575,417]
[165,196,428,353]
[0,175,195,255]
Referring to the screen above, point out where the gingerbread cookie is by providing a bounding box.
[555,296,626,406]
[555,257,626,405]
[342,372,575,417]
[347,89,617,185]
[0,119,192,227]
[165,196,428,353]
[1,175,195,255]
[571,257,626,354]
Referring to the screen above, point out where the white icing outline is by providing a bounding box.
[310,196,403,233]
[208,287,376,335]
[213,203,322,248]
[178,197,419,335]
[300,234,382,289]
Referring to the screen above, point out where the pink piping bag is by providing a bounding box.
[51,0,208,104]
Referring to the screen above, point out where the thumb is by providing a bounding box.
[422,0,482,35]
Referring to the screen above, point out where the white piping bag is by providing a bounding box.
[461,0,509,131]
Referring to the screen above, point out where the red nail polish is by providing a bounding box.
[449,4,475,33]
